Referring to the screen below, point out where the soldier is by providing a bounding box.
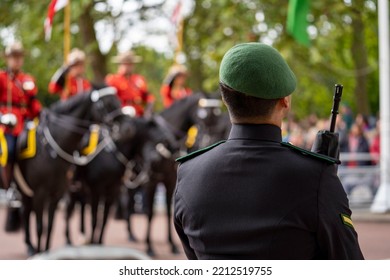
[0,42,42,188]
[48,48,91,100]
[105,51,154,117]
[160,64,192,108]
[174,43,364,260]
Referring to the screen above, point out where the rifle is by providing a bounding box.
[311,84,343,160]
[330,84,343,133]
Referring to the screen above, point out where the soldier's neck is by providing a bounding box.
[231,116,282,128]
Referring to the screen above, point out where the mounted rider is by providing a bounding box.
[0,42,42,189]
[105,50,154,117]
[160,64,192,108]
[48,48,91,100]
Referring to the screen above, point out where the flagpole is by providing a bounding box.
[371,0,390,213]
[174,18,184,65]
[64,0,71,64]
[63,0,71,99]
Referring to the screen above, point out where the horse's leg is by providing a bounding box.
[22,196,35,256]
[80,196,86,236]
[65,194,76,245]
[165,173,179,254]
[98,198,113,244]
[126,188,138,242]
[144,181,157,256]
[114,196,125,220]
[34,200,44,254]
[45,199,59,251]
[90,195,99,244]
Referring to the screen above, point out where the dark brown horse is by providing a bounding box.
[14,87,121,256]
[124,93,204,256]
[64,115,173,246]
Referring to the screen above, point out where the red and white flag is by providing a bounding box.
[168,0,184,49]
[44,0,69,41]
[170,0,183,27]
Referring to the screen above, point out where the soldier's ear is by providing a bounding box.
[281,96,291,109]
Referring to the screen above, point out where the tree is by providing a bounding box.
[0,0,380,118]
[183,0,379,118]
[0,0,169,107]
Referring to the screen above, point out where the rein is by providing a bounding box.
[104,134,150,190]
[152,115,186,157]
[42,125,111,166]
[45,111,92,135]
[153,115,186,140]
[15,87,118,197]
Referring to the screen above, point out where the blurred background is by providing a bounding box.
[0,0,388,260]
[0,0,380,116]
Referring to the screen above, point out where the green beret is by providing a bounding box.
[219,43,297,99]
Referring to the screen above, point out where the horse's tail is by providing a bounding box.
[4,205,22,232]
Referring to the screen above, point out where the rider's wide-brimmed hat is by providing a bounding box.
[112,51,142,64]
[164,64,188,85]
[4,41,25,57]
[219,42,297,99]
[67,48,86,66]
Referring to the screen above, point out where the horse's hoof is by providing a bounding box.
[78,234,88,245]
[128,235,138,243]
[27,246,36,257]
[171,245,179,254]
[147,247,155,257]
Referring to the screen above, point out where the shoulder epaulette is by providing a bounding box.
[176,140,226,163]
[281,142,341,164]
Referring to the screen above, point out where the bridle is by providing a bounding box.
[40,87,118,166]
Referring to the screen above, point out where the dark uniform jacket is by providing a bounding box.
[174,124,364,260]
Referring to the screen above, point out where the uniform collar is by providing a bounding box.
[228,123,282,142]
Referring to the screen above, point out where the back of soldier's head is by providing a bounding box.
[219,43,296,121]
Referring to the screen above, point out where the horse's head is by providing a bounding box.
[88,86,122,125]
[159,92,205,135]
[49,85,121,126]
[196,93,224,128]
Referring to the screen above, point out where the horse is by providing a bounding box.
[186,95,231,152]
[124,93,204,256]
[64,114,175,246]
[14,87,121,256]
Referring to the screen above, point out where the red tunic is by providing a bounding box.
[160,84,192,108]
[105,73,154,117]
[0,70,42,136]
[48,76,91,100]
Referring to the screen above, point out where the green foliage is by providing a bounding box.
[185,0,379,119]
[0,0,380,118]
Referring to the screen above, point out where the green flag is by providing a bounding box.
[287,0,310,46]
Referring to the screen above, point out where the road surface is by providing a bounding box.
[0,206,389,260]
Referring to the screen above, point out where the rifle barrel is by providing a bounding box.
[329,84,343,132]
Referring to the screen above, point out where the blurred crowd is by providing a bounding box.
[282,104,380,197]
[282,103,380,165]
